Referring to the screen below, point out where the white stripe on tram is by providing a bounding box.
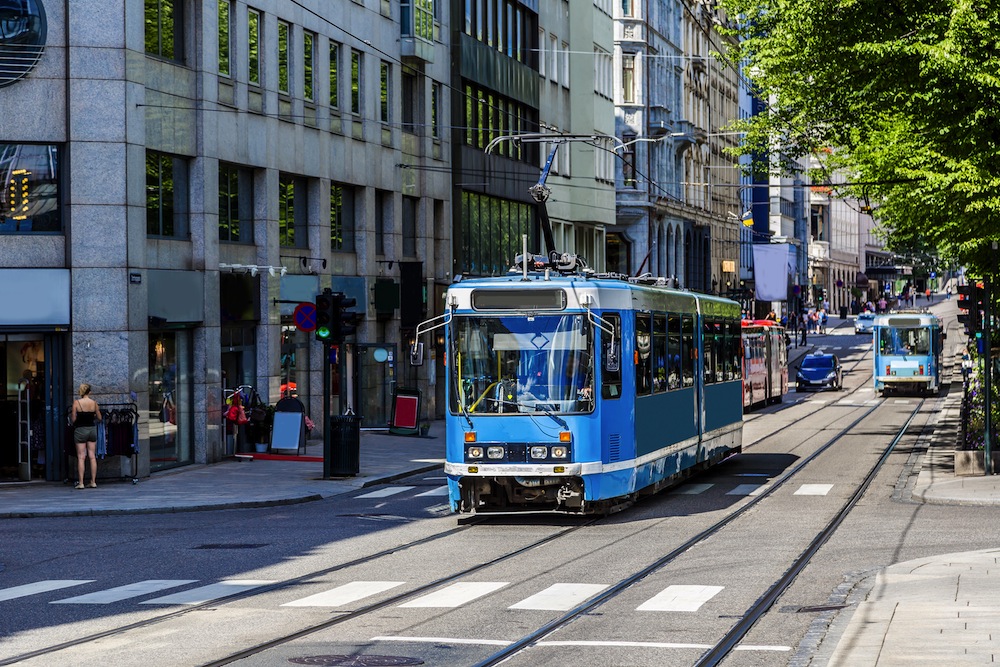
[508,583,609,611]
[0,580,93,602]
[794,484,834,496]
[356,486,415,499]
[636,585,724,612]
[399,582,508,608]
[52,580,198,604]
[141,580,273,605]
[282,581,405,607]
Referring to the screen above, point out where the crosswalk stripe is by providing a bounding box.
[52,580,197,604]
[727,484,763,496]
[356,486,415,499]
[282,581,405,607]
[893,399,912,404]
[509,583,608,611]
[0,580,93,602]
[674,483,713,495]
[636,585,723,612]
[399,582,508,608]
[794,484,834,496]
[141,580,273,605]
[414,486,450,497]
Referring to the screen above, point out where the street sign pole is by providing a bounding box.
[322,340,332,479]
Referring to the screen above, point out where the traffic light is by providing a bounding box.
[337,296,360,340]
[957,283,984,335]
[315,291,339,341]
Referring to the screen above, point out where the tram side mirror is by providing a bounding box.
[409,341,424,366]
[604,337,620,373]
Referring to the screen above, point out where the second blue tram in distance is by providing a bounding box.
[418,272,744,515]
[873,312,944,396]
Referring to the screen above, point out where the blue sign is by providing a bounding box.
[930,271,936,278]
[293,302,317,332]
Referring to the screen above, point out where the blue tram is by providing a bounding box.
[417,271,744,514]
[873,312,944,395]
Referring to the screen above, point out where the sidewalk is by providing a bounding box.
[0,421,446,518]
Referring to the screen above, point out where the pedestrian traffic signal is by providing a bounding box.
[315,291,338,341]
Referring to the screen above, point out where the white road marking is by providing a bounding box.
[141,580,273,605]
[399,582,508,608]
[414,486,450,497]
[727,484,764,496]
[794,484,834,496]
[894,399,912,404]
[356,486,415,499]
[52,580,197,604]
[282,581,405,607]
[673,483,713,495]
[509,583,609,611]
[636,585,724,612]
[0,580,93,602]
[372,636,510,646]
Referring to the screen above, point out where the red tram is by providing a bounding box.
[742,319,788,410]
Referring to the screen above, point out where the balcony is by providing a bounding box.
[647,105,670,137]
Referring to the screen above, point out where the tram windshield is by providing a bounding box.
[451,314,595,415]
[878,327,931,356]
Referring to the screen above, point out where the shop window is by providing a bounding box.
[148,330,193,471]
[0,144,61,233]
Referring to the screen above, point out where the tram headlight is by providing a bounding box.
[529,446,548,459]
[486,446,505,459]
[550,446,568,459]
[467,446,484,459]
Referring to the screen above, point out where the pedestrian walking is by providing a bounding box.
[71,383,102,489]
[800,324,808,346]
[946,286,952,300]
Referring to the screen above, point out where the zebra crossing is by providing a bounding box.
[3,578,727,613]
[357,479,838,503]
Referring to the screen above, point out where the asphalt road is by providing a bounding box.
[2,329,993,667]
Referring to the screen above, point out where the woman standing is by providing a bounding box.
[71,383,102,489]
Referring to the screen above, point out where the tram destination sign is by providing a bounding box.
[472,288,567,311]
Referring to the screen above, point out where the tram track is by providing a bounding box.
[470,398,926,667]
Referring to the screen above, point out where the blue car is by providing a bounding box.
[796,352,843,391]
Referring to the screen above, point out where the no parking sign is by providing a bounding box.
[293,302,317,332]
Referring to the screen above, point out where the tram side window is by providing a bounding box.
[704,320,721,384]
[653,314,667,393]
[635,312,652,396]
[681,315,695,386]
[667,313,681,390]
[601,313,622,400]
[726,321,741,380]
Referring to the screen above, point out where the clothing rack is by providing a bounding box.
[65,401,140,485]
[223,385,263,456]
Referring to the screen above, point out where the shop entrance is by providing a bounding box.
[353,344,396,429]
[0,333,66,482]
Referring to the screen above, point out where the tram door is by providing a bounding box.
[353,344,396,428]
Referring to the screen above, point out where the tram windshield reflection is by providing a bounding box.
[451,314,594,415]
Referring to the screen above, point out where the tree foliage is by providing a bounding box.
[719,0,1000,273]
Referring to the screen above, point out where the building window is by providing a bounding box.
[379,61,390,123]
[218,0,232,77]
[622,0,633,17]
[145,0,183,61]
[350,50,362,115]
[303,31,315,101]
[218,163,253,243]
[277,20,289,94]
[375,190,390,256]
[329,42,340,108]
[402,196,417,257]
[431,81,441,139]
[247,9,260,86]
[331,183,355,253]
[0,144,60,233]
[401,0,433,41]
[460,192,536,276]
[402,71,417,133]
[464,0,472,35]
[622,53,635,103]
[278,174,307,248]
[560,40,569,85]
[146,151,188,238]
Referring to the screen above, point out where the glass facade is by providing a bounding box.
[0,144,60,233]
[148,329,193,471]
[460,192,536,276]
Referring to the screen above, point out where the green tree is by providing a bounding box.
[719,0,1000,274]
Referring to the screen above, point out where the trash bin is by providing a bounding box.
[325,414,362,477]
[839,305,848,319]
